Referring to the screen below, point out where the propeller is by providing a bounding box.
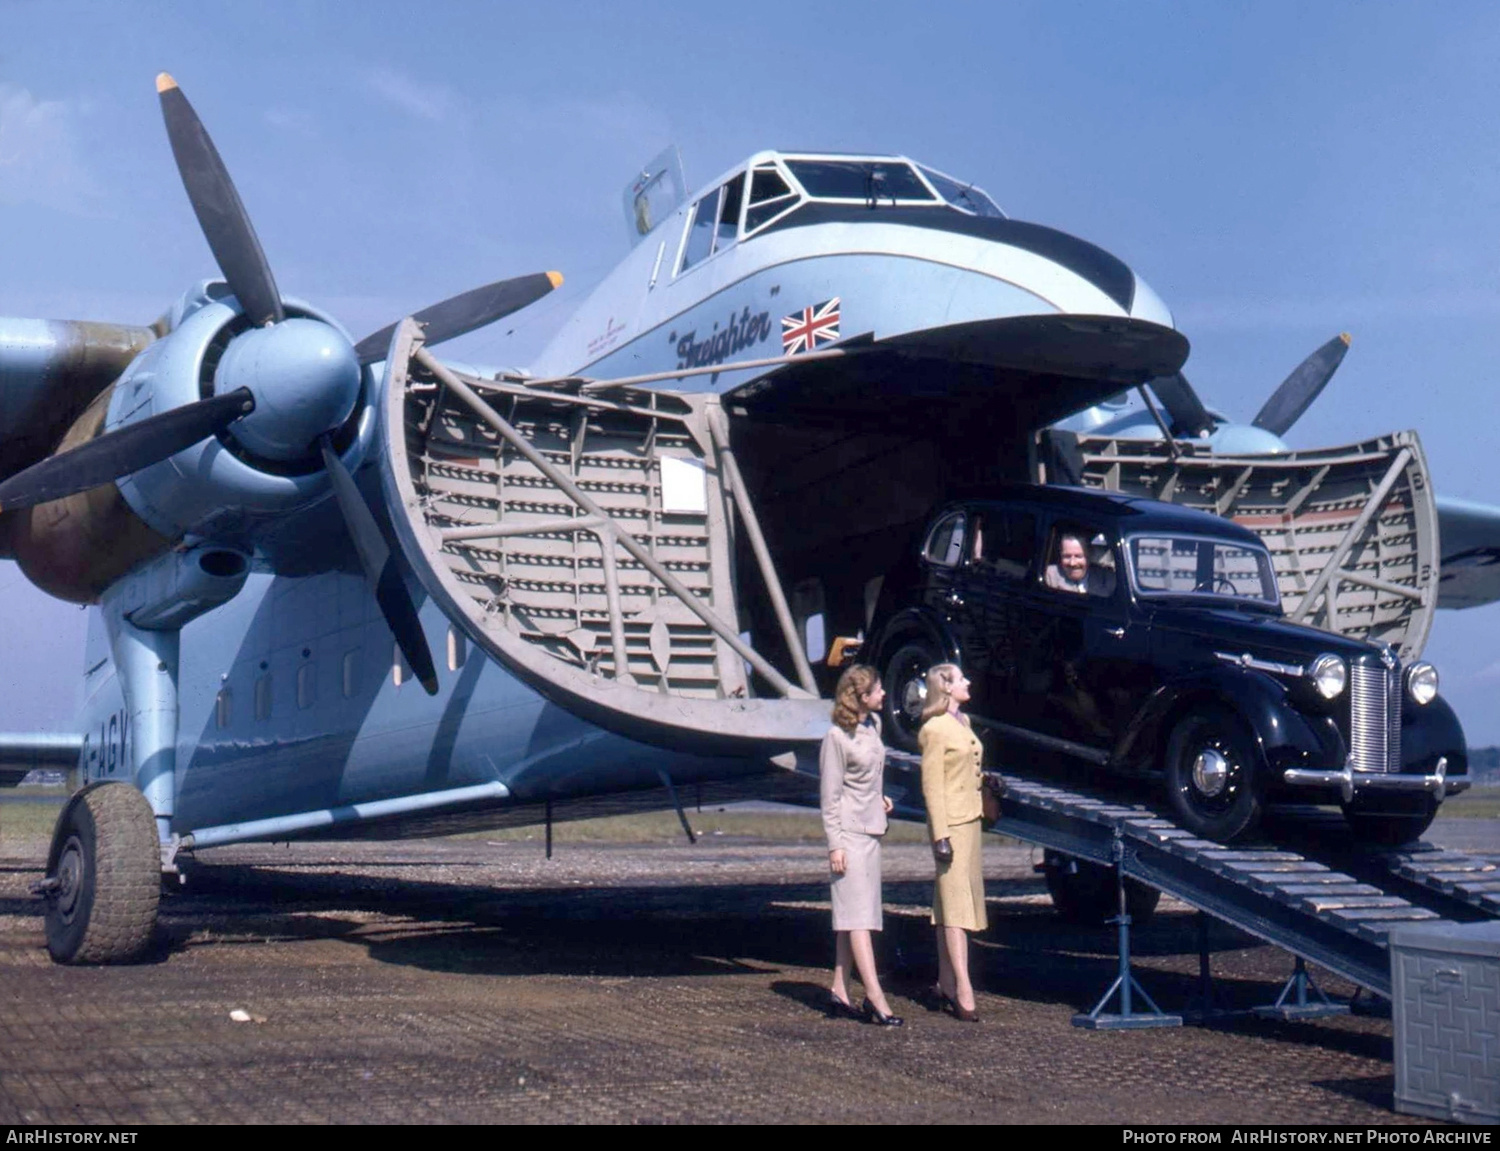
[1251,332,1351,436]
[320,438,438,694]
[353,271,563,365]
[1146,371,1215,439]
[0,388,254,512]
[157,74,283,328]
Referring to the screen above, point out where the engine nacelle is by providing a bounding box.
[108,283,376,549]
[10,384,172,603]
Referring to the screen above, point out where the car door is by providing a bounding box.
[1018,521,1152,758]
[954,505,1037,728]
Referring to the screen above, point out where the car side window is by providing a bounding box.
[969,510,1035,580]
[1044,523,1117,598]
[923,512,966,568]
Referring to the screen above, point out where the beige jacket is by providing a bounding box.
[918,712,984,842]
[819,716,888,851]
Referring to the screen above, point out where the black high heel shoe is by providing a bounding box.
[861,998,905,1027]
[825,994,862,1021]
[944,997,980,1023]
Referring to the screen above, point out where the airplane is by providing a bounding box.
[0,74,1479,967]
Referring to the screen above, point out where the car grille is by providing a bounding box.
[1349,660,1402,773]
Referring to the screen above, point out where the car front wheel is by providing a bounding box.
[1164,705,1263,842]
[881,638,942,752]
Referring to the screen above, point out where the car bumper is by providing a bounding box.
[1281,756,1468,804]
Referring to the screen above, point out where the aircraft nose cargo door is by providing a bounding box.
[1052,430,1439,659]
[379,320,827,755]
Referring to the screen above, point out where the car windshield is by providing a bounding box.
[1127,534,1280,607]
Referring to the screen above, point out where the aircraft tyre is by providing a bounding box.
[1040,849,1160,926]
[880,637,942,752]
[1342,796,1439,846]
[43,783,160,964]
[1164,705,1262,843]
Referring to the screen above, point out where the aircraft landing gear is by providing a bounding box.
[38,783,160,964]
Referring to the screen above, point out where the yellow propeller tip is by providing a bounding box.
[156,73,178,93]
[546,271,564,289]
[1339,332,1352,345]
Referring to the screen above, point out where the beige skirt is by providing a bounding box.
[932,817,986,931]
[830,832,883,932]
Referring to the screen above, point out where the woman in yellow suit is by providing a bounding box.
[918,663,986,1022]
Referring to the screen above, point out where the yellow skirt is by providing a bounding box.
[931,817,986,931]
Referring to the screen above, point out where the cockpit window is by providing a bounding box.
[746,164,800,232]
[681,189,719,271]
[680,173,745,272]
[716,173,744,249]
[917,165,1005,218]
[1128,535,1280,607]
[784,159,936,203]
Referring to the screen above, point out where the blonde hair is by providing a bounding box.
[831,664,880,734]
[920,662,965,723]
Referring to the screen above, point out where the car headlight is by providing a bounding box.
[1308,653,1347,700]
[1405,661,1439,706]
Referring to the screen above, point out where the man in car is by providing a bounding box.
[1044,533,1115,596]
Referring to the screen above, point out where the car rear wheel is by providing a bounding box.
[880,638,941,752]
[1040,849,1160,926]
[1164,705,1262,842]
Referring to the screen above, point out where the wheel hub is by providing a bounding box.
[54,835,85,923]
[901,675,927,721]
[1191,747,1230,797]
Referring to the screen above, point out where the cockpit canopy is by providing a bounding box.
[667,152,1005,274]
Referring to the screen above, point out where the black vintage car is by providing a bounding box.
[870,485,1468,844]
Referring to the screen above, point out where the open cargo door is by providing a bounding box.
[380,321,827,755]
[1043,430,1438,660]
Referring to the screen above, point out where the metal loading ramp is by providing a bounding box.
[1044,430,1439,659]
[379,320,828,754]
[886,752,1497,1000]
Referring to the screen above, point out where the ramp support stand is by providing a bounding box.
[1182,911,1236,1021]
[658,769,697,845]
[1073,832,1182,1030]
[1252,955,1349,1020]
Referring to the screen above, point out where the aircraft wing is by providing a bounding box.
[1437,495,1500,609]
[0,732,82,787]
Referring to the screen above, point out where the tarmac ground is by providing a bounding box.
[5,801,1490,1126]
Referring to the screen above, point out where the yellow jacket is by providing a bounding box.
[918,711,984,842]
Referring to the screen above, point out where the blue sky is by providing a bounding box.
[3,1,1500,740]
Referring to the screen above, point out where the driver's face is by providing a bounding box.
[1061,538,1088,583]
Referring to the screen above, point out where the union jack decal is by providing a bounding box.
[781,297,841,355]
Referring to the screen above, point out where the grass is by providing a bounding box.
[0,795,66,848]
[469,808,933,845]
[4,785,1491,853]
[1439,787,1500,820]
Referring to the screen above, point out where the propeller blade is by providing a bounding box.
[156,73,284,327]
[318,439,438,695]
[353,271,564,365]
[1251,333,1352,436]
[0,388,254,512]
[1147,371,1215,439]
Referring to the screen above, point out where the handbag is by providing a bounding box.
[981,771,1006,824]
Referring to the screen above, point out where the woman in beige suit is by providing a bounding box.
[919,663,985,1021]
[820,664,902,1026]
